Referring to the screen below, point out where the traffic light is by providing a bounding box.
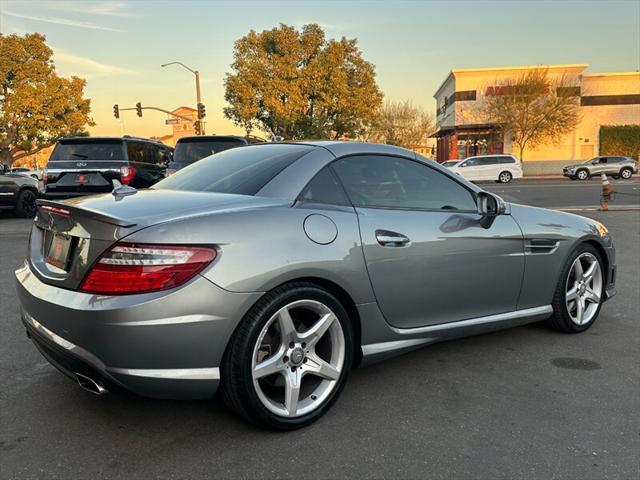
[194,121,201,135]
[113,104,119,119]
[197,102,206,119]
[136,102,142,117]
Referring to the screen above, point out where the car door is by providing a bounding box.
[331,154,525,329]
[457,157,481,180]
[590,157,607,175]
[603,157,621,175]
[0,165,19,206]
[477,156,498,180]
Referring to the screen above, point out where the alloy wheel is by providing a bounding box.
[251,299,345,418]
[620,168,632,179]
[577,170,588,180]
[499,171,512,183]
[565,252,603,326]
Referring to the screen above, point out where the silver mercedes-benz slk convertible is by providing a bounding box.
[16,141,616,430]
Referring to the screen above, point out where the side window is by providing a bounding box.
[301,167,350,206]
[500,156,516,164]
[600,157,608,164]
[331,155,477,211]
[144,144,160,165]
[478,157,497,166]
[463,157,479,167]
[160,148,173,164]
[126,142,145,163]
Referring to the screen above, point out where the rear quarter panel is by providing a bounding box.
[122,202,376,304]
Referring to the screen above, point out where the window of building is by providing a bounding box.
[331,155,477,211]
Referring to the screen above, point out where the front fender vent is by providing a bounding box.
[525,239,559,255]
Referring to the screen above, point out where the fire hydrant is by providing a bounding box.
[600,173,614,211]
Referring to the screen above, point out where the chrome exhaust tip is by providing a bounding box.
[75,373,108,395]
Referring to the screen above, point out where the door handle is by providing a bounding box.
[375,230,410,247]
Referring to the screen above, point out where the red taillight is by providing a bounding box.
[120,165,135,185]
[80,243,216,295]
[166,168,177,176]
[40,205,70,216]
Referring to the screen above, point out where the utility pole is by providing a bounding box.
[161,61,205,135]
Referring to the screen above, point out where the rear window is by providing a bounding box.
[499,156,517,164]
[50,141,124,161]
[174,138,246,165]
[155,144,313,196]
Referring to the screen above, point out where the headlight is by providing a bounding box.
[595,222,609,237]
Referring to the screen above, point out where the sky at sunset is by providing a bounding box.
[1,0,639,139]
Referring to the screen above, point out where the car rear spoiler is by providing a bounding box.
[36,199,137,228]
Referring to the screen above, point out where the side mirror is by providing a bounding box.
[476,191,506,216]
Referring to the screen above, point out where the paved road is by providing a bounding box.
[483,178,640,210]
[1,196,639,479]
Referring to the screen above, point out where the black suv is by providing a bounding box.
[0,163,41,217]
[44,136,173,198]
[167,135,265,174]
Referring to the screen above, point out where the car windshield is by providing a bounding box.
[155,144,313,196]
[50,141,125,161]
[174,138,247,165]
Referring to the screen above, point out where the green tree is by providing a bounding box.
[0,33,94,166]
[364,100,434,149]
[480,69,581,161]
[224,23,383,140]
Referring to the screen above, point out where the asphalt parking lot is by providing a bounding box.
[1,201,639,479]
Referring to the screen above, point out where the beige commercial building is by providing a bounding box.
[433,64,640,166]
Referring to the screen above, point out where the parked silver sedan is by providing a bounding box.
[563,156,638,180]
[16,142,616,430]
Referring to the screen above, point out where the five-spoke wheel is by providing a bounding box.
[565,252,603,326]
[222,283,352,430]
[252,299,345,418]
[549,244,605,332]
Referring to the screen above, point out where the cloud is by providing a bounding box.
[42,1,133,17]
[2,10,123,32]
[53,48,135,79]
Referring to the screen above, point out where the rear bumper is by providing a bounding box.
[15,262,263,399]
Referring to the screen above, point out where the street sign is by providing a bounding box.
[165,118,179,125]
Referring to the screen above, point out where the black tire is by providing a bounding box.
[221,282,353,430]
[619,167,633,180]
[547,244,605,333]
[576,169,589,181]
[14,189,37,218]
[498,171,512,183]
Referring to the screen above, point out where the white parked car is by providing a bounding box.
[449,154,523,183]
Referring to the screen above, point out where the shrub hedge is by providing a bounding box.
[599,125,640,158]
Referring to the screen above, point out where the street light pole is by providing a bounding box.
[161,61,204,135]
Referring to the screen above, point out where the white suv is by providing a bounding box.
[449,154,522,183]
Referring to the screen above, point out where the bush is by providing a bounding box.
[599,125,640,158]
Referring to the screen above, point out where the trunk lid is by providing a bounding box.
[30,190,287,290]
